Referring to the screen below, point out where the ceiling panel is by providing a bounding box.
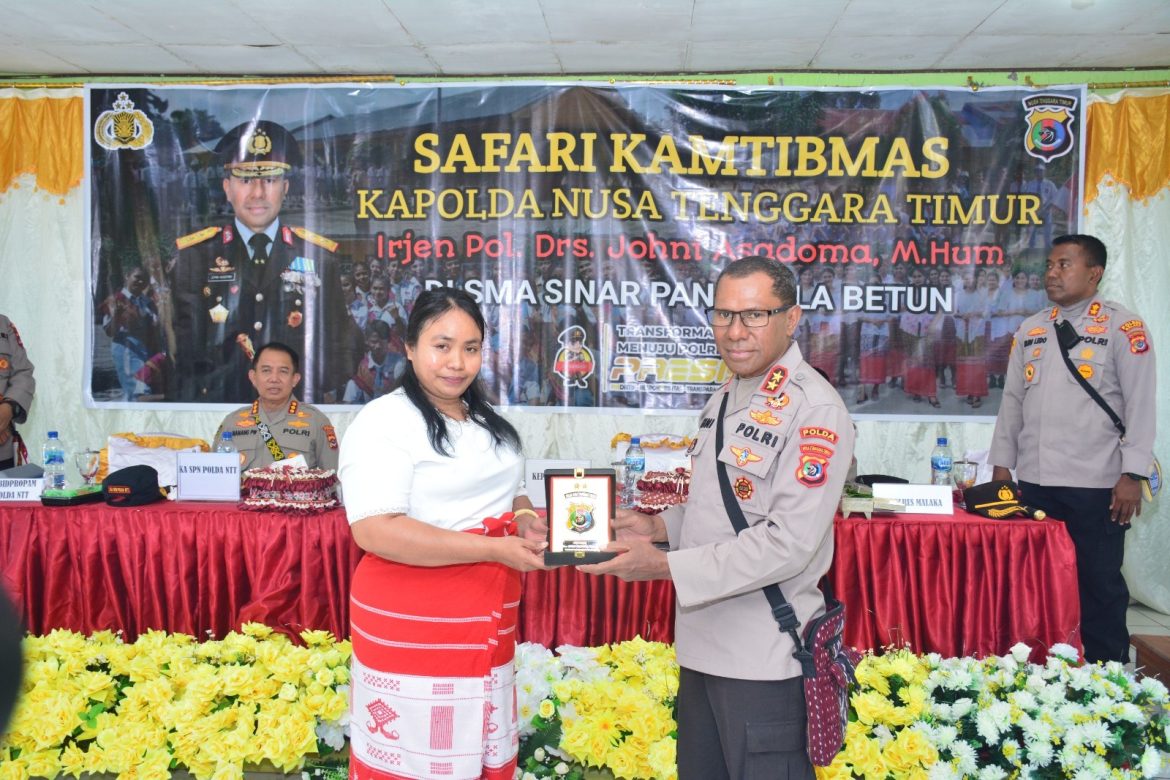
[0,0,1166,77]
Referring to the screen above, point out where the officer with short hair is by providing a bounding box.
[990,233,1156,664]
[580,257,855,779]
[214,342,338,472]
[172,119,360,404]
[0,314,35,470]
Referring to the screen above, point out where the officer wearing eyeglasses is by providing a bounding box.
[580,256,855,779]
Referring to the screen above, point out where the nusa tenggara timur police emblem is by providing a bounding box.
[1022,93,1077,163]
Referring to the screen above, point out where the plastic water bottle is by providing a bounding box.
[624,436,646,503]
[215,431,236,454]
[930,437,953,486]
[42,431,66,492]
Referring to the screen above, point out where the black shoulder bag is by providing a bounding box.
[713,391,855,766]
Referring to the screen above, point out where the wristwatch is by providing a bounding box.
[1123,472,1148,482]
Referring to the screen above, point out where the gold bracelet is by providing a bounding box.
[513,508,539,520]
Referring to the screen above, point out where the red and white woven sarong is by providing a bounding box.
[349,515,521,780]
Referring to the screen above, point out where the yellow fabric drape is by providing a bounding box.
[0,92,84,195]
[1086,92,1170,204]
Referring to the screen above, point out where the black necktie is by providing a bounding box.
[249,233,270,265]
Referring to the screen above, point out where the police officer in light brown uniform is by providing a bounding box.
[0,315,35,470]
[580,256,855,779]
[990,234,1156,664]
[214,342,338,472]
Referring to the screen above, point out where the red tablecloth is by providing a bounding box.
[0,501,668,646]
[0,502,362,640]
[0,502,1079,659]
[831,512,1081,662]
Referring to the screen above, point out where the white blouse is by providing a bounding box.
[339,389,525,530]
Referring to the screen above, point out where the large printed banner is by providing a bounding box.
[85,84,1084,415]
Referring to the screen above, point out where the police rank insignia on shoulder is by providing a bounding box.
[758,365,787,395]
[291,226,339,253]
[175,226,222,250]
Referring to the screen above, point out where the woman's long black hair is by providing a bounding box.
[400,287,522,457]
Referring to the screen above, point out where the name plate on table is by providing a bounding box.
[176,453,240,501]
[0,478,42,502]
[545,467,617,565]
[525,458,588,508]
[872,483,954,515]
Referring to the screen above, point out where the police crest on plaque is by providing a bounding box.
[544,467,617,565]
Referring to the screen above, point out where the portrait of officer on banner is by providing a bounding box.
[170,119,360,404]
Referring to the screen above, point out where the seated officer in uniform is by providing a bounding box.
[214,342,339,472]
[171,119,360,403]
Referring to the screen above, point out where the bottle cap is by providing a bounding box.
[48,431,58,438]
[631,436,640,445]
[937,437,947,446]
[222,431,233,439]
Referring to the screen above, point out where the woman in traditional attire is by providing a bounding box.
[855,270,890,404]
[953,269,990,408]
[984,270,1013,389]
[898,268,942,406]
[340,288,547,780]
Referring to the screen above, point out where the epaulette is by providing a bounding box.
[175,226,222,250]
[290,226,338,253]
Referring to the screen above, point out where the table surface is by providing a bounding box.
[0,501,1080,659]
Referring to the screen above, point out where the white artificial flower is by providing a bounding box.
[927,762,961,780]
[976,765,1008,780]
[1140,676,1168,699]
[1064,722,1089,749]
[872,723,895,747]
[521,772,538,780]
[1009,642,1032,663]
[1112,701,1144,723]
[1023,737,1054,767]
[1009,689,1039,712]
[951,742,978,777]
[1078,753,1110,778]
[1140,745,1163,776]
[1049,643,1080,664]
[951,698,975,719]
[976,707,1004,744]
[554,762,569,776]
[314,721,346,751]
[1079,720,1113,751]
[534,748,546,763]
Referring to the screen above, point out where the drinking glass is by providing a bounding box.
[952,460,979,507]
[75,449,101,487]
[612,461,630,507]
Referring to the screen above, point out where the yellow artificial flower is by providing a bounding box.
[300,628,336,647]
[539,698,556,719]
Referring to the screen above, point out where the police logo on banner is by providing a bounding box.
[94,92,155,151]
[1022,94,1077,162]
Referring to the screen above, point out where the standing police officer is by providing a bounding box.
[580,257,855,779]
[990,234,1156,664]
[172,119,359,403]
[0,314,35,470]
